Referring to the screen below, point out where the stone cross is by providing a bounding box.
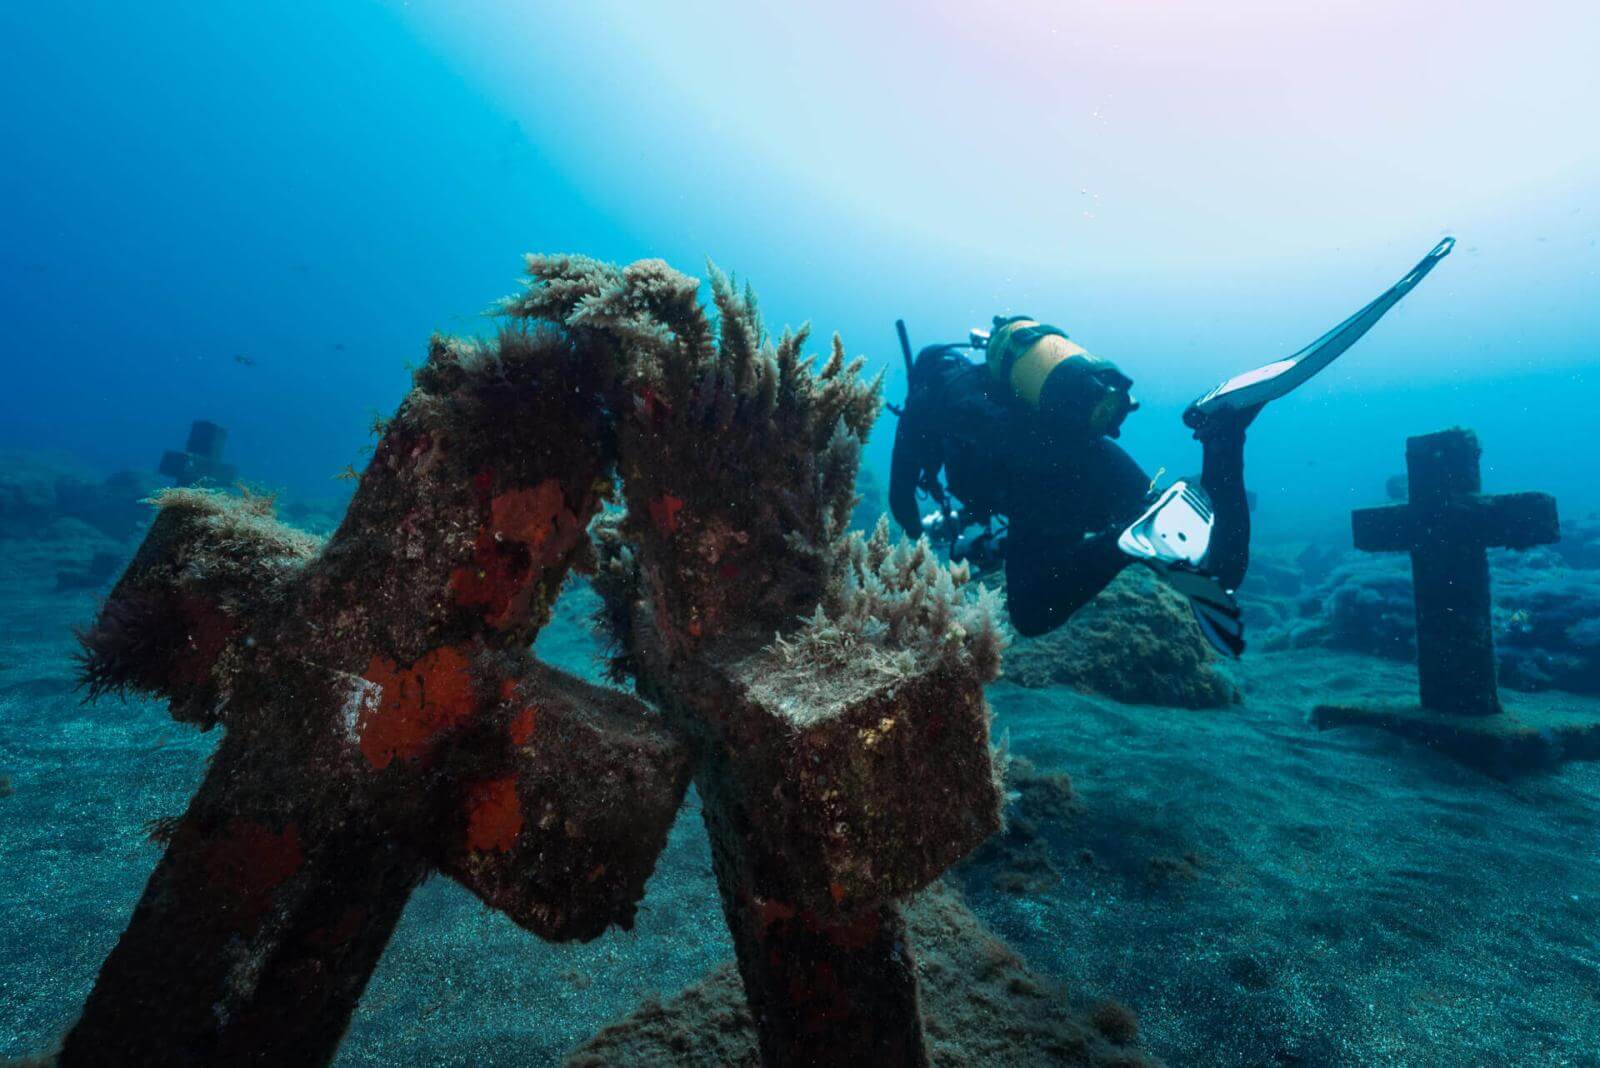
[69,256,1004,1068]
[66,334,691,1065]
[1350,428,1558,716]
[624,612,999,1066]
[526,257,1005,1067]
[158,418,239,486]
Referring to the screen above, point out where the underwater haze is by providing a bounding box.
[3,2,1598,525]
[4,3,1600,1066]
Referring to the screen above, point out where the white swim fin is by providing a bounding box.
[1185,237,1454,429]
[1117,480,1245,657]
[1117,480,1214,569]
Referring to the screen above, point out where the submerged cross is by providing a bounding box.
[66,334,691,1065]
[527,256,1005,1066]
[1351,428,1558,717]
[69,257,1004,1068]
[158,419,239,487]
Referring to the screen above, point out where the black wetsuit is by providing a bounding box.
[889,344,1250,637]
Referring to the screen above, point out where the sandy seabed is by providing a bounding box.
[2,527,1597,1067]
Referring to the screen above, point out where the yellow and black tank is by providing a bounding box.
[984,316,1137,437]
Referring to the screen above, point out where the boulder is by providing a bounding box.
[999,568,1239,709]
[566,881,1159,1067]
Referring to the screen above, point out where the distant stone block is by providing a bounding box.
[158,420,239,486]
[159,449,239,486]
[185,420,228,461]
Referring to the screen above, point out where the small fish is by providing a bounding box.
[334,465,360,482]
[233,354,256,367]
[1508,609,1530,626]
[332,343,346,352]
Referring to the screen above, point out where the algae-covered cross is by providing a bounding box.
[66,329,692,1065]
[521,258,1006,1066]
[68,257,1006,1067]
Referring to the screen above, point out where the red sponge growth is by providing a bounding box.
[507,706,538,746]
[492,481,583,561]
[451,480,585,629]
[358,645,478,769]
[202,818,304,932]
[463,776,523,853]
[648,493,685,537]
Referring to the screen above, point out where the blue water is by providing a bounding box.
[3,4,1599,1064]
[4,4,1597,526]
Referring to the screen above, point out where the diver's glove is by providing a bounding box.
[952,527,1007,574]
[920,508,965,541]
[1116,480,1245,657]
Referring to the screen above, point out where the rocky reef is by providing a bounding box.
[998,567,1239,709]
[1494,554,1600,694]
[1264,518,1600,696]
[0,451,163,543]
[567,881,1158,1068]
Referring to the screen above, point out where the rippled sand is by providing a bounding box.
[4,531,1597,1065]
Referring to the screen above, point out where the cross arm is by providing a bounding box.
[1354,492,1559,553]
[1351,502,1416,552]
[432,659,692,942]
[76,489,320,727]
[1470,491,1560,549]
[629,613,1002,914]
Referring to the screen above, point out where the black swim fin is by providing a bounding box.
[1184,237,1455,429]
[1162,567,1246,659]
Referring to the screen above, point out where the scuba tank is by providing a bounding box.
[982,316,1138,438]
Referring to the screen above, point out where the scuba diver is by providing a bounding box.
[888,238,1455,656]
